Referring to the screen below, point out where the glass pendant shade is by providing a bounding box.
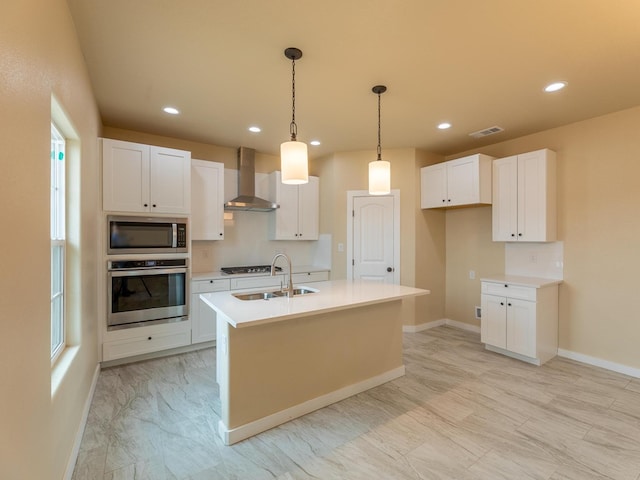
[368,159,390,195]
[280,140,309,184]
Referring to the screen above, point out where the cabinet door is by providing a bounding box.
[481,294,507,349]
[270,171,300,240]
[517,150,555,242]
[191,160,224,240]
[506,298,537,357]
[420,163,448,208]
[492,156,518,241]
[447,156,478,206]
[298,176,319,240]
[191,293,216,344]
[149,146,191,214]
[103,139,150,212]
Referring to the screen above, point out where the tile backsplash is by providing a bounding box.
[505,241,564,280]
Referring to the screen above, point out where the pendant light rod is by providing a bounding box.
[369,84,390,196]
[285,47,303,142]
[280,47,308,185]
[372,85,387,161]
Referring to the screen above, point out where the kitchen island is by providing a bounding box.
[200,279,429,445]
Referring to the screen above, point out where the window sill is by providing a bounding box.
[51,345,79,398]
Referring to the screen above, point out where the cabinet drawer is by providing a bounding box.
[291,271,329,284]
[103,329,191,361]
[230,276,283,290]
[192,278,231,293]
[481,282,537,301]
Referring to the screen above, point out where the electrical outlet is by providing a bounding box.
[469,270,476,280]
[475,306,482,319]
[338,243,344,252]
[529,254,538,263]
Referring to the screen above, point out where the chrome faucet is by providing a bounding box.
[271,253,294,297]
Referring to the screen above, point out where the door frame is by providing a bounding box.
[346,189,401,284]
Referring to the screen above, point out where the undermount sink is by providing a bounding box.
[233,287,318,301]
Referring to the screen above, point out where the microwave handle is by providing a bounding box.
[172,223,177,248]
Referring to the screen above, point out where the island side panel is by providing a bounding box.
[223,300,403,433]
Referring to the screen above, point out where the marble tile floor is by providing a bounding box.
[72,326,640,480]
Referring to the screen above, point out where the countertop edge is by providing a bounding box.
[480,274,563,288]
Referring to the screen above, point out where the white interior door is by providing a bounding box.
[352,195,396,283]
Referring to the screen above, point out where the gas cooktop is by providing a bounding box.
[221,265,282,275]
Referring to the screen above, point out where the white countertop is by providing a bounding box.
[200,279,429,328]
[480,274,563,288]
[192,265,330,281]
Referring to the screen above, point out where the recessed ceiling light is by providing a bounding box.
[437,122,452,130]
[248,126,261,133]
[163,106,180,115]
[544,81,567,93]
[310,140,321,146]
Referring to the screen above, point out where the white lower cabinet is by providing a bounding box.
[480,278,559,365]
[191,279,231,344]
[102,320,192,362]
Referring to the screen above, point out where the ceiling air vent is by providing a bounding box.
[468,125,504,139]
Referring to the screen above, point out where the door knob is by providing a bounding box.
[387,267,394,272]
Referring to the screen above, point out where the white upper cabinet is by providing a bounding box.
[492,149,556,242]
[420,154,494,209]
[102,138,191,214]
[269,171,319,240]
[191,159,224,240]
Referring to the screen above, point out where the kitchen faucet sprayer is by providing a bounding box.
[270,253,294,297]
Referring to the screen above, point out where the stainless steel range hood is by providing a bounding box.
[224,147,279,212]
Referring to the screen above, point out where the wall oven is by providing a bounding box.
[107,258,188,330]
[107,215,187,255]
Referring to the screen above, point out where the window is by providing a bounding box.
[51,123,65,362]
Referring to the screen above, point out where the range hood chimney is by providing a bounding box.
[224,147,279,212]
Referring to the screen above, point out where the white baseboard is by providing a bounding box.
[218,365,406,445]
[403,318,480,334]
[403,319,444,332]
[406,320,639,379]
[558,348,640,379]
[64,363,100,480]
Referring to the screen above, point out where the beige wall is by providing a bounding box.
[444,105,640,370]
[1,1,101,479]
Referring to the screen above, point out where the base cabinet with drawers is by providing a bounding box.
[102,320,192,362]
[480,277,560,365]
[191,278,231,344]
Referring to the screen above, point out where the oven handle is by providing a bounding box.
[108,267,188,278]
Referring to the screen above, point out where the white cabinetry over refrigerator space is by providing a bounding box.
[269,171,319,240]
[191,159,224,240]
[420,153,494,209]
[492,149,556,242]
[102,138,191,214]
[480,277,559,365]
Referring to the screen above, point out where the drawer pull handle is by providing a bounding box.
[504,284,508,288]
[507,303,512,307]
[500,302,504,306]
[148,336,152,340]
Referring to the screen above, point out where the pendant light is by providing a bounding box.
[280,47,309,185]
[369,85,390,195]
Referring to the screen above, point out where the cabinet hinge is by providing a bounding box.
[352,259,355,266]
[352,210,355,217]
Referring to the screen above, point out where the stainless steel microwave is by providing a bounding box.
[107,216,188,255]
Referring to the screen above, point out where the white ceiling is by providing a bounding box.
[67,0,640,158]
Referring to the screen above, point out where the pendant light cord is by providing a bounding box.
[376,91,382,161]
[290,57,297,141]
